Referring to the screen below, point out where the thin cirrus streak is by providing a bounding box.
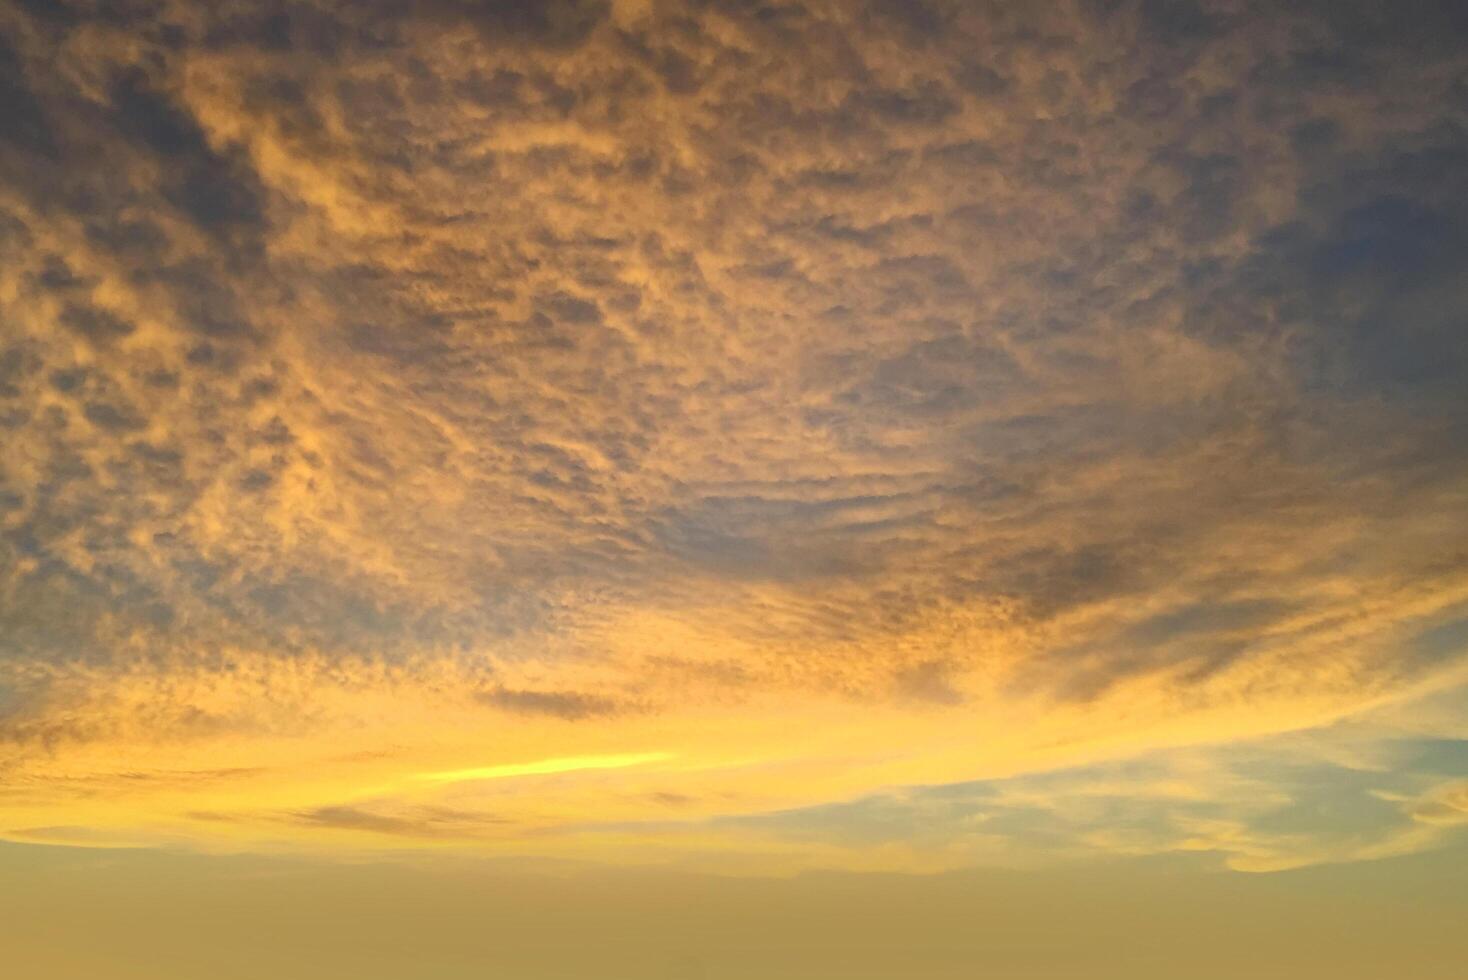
[417,752,675,784]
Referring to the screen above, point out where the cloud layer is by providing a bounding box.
[1,0,1466,869]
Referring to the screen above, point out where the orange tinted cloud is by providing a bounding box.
[0,0,1466,873]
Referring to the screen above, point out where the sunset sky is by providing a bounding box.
[1,0,1466,976]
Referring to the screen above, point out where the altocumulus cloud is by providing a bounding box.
[0,0,1466,869]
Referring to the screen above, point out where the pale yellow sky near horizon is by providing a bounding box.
[3,837,1466,979]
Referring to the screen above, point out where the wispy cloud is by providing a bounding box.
[418,752,672,785]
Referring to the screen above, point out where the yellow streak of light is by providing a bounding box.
[417,752,674,784]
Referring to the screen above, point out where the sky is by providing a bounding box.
[1,0,1466,976]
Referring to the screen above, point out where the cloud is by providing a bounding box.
[291,803,507,839]
[0,0,1465,869]
[478,686,626,720]
[1406,781,1468,828]
[654,716,1468,873]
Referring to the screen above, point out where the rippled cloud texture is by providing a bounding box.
[1,0,1467,879]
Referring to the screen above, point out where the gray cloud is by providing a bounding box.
[289,802,511,839]
[478,686,625,720]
